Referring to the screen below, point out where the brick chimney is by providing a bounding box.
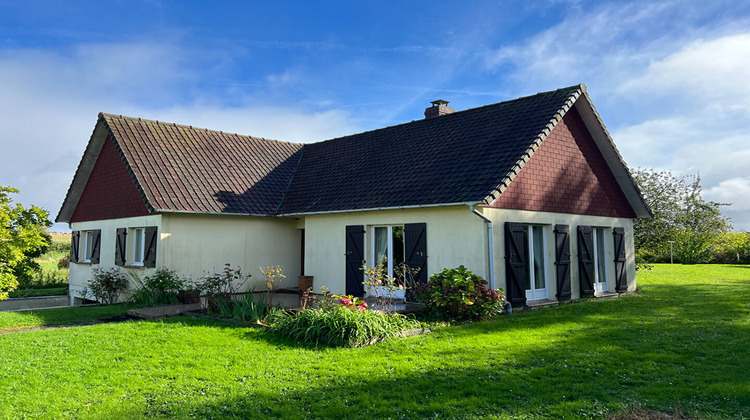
[424,99,455,119]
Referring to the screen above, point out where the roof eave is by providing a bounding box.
[572,89,653,219]
[55,117,110,224]
[278,201,483,217]
[55,113,156,224]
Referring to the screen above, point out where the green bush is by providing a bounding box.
[271,306,420,347]
[196,264,250,310]
[8,287,68,298]
[87,267,128,305]
[416,265,505,321]
[129,268,186,306]
[674,231,716,264]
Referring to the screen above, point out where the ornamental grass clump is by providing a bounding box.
[271,289,419,347]
[128,267,185,306]
[271,305,419,347]
[416,265,505,321]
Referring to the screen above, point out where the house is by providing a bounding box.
[57,84,651,308]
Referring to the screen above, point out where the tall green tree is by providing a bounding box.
[0,186,51,299]
[632,169,731,262]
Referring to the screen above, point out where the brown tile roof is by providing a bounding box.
[57,84,650,222]
[102,114,301,216]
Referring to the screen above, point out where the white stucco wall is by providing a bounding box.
[68,214,163,299]
[68,213,301,301]
[301,205,488,294]
[160,213,301,290]
[481,207,637,300]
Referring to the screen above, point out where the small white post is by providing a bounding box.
[668,241,675,264]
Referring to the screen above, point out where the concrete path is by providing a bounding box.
[126,303,202,319]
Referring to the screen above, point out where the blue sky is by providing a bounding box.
[2,0,750,231]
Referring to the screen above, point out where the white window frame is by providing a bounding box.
[370,225,402,277]
[131,228,146,267]
[82,230,95,263]
[369,225,406,299]
[592,227,609,293]
[525,224,549,302]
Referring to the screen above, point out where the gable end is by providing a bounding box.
[489,106,637,218]
[69,134,151,222]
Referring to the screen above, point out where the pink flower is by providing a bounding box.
[358,307,366,311]
[398,285,403,289]
[340,298,351,306]
[375,280,381,285]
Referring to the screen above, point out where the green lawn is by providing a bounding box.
[0,264,748,419]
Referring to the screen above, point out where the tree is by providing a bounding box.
[632,169,731,263]
[0,186,51,299]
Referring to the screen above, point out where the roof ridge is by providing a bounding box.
[274,148,306,215]
[307,84,585,146]
[98,112,302,146]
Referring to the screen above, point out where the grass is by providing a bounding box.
[0,264,748,418]
[0,304,131,332]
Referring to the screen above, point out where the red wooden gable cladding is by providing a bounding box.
[70,135,150,223]
[490,107,636,218]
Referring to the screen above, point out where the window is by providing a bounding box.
[371,225,405,279]
[115,226,157,268]
[71,230,100,264]
[593,227,609,293]
[131,228,145,266]
[523,225,547,301]
[83,231,95,263]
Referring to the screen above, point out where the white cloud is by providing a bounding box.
[0,42,357,231]
[618,33,750,111]
[480,2,750,230]
[705,177,750,210]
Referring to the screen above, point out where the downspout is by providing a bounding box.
[470,205,495,290]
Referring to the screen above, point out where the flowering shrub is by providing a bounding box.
[338,294,368,311]
[314,288,368,311]
[259,265,285,306]
[416,265,505,321]
[362,263,419,311]
[88,267,129,305]
[196,264,250,311]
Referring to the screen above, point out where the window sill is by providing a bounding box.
[124,265,145,269]
[73,262,92,265]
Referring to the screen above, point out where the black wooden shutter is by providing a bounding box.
[577,225,595,298]
[90,230,101,264]
[143,226,158,268]
[504,222,527,308]
[613,227,627,292]
[554,225,571,301]
[345,225,365,297]
[71,231,80,263]
[115,228,127,266]
[404,223,428,301]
